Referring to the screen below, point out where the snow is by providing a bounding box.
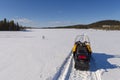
[0,29,120,80]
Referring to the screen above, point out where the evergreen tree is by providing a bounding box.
[0,18,25,31]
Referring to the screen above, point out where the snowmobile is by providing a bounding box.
[72,35,92,70]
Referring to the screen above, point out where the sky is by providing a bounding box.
[0,0,120,27]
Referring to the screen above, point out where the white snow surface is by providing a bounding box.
[0,29,120,80]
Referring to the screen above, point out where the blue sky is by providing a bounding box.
[0,0,120,27]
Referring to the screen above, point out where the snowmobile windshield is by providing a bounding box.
[75,35,90,44]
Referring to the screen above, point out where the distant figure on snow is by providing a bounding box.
[42,35,45,39]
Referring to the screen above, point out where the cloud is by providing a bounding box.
[12,17,39,27]
[12,17,77,27]
[13,18,33,24]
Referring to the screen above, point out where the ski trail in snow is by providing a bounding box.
[69,55,102,80]
[53,52,102,80]
[58,54,72,80]
[52,51,73,80]
[69,59,91,80]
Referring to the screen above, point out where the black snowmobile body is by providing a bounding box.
[73,41,91,70]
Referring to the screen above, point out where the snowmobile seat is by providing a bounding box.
[73,41,91,61]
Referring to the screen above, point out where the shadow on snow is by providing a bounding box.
[90,53,120,72]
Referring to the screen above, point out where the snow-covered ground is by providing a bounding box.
[0,29,119,80]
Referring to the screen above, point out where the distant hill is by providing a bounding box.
[44,20,120,30]
[88,20,120,28]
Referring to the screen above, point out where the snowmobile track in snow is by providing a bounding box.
[52,51,73,80]
[53,52,102,80]
[69,56,102,80]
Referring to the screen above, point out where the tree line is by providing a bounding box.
[0,18,26,31]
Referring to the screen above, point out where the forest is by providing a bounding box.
[0,18,25,31]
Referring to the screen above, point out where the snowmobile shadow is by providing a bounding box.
[90,53,120,72]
